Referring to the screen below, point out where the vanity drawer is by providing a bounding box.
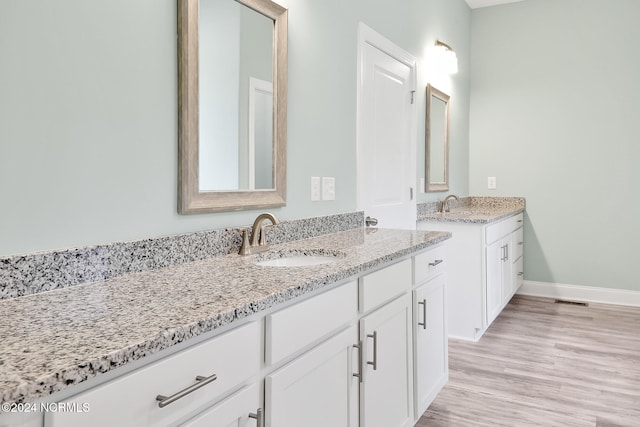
[414,245,445,284]
[510,213,524,231]
[514,256,524,289]
[265,281,357,365]
[485,213,524,244]
[46,322,261,427]
[359,259,412,313]
[513,227,524,260]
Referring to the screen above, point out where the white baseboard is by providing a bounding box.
[518,281,640,307]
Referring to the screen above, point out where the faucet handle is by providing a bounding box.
[236,227,251,255]
[258,224,275,246]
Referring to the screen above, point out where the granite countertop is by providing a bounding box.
[417,196,525,224]
[0,228,450,405]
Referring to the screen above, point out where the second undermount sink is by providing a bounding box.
[255,250,345,267]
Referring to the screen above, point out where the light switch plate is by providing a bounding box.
[311,177,321,201]
[488,176,497,190]
[322,177,335,200]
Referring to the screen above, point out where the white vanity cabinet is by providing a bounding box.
[412,249,447,418]
[485,214,524,326]
[25,245,449,427]
[265,254,445,427]
[418,213,523,341]
[358,261,414,427]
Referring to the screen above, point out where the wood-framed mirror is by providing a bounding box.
[425,84,450,192]
[178,0,287,214]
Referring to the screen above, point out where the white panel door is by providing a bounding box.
[357,23,416,230]
[360,293,413,427]
[413,275,448,418]
[266,326,359,427]
[486,238,503,326]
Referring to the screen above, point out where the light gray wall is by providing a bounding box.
[0,0,471,256]
[469,0,640,291]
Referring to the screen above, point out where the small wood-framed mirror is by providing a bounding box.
[178,0,287,214]
[425,84,450,192]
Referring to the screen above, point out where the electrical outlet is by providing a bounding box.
[488,176,497,190]
[311,177,321,201]
[322,177,335,201]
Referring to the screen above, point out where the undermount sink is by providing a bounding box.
[255,250,345,267]
[434,210,474,216]
[434,210,493,217]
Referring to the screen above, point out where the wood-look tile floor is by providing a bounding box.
[418,295,640,427]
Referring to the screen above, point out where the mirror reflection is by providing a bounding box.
[425,84,450,192]
[199,1,273,191]
[178,0,287,214]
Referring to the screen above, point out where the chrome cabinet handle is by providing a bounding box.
[367,331,378,371]
[517,272,524,276]
[156,373,217,408]
[428,259,443,267]
[353,341,363,383]
[418,299,427,330]
[517,219,523,223]
[518,241,524,245]
[249,408,263,427]
[365,216,378,227]
[505,244,509,261]
[500,245,506,261]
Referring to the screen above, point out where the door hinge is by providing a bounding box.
[410,90,416,104]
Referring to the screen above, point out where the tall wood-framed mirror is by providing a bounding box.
[178,0,287,214]
[425,84,450,192]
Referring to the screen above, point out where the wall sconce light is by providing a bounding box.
[434,40,458,75]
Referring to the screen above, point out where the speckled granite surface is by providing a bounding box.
[0,212,363,300]
[0,227,450,404]
[418,196,525,224]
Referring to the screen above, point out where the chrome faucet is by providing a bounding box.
[439,194,459,213]
[238,213,280,255]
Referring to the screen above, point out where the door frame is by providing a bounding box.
[355,22,418,221]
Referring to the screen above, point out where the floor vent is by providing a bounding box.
[554,299,589,307]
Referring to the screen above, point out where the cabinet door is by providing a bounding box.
[360,294,413,427]
[486,239,503,325]
[413,275,448,419]
[180,383,260,427]
[266,326,358,427]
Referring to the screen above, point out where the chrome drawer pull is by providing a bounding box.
[353,341,363,383]
[249,408,264,427]
[428,259,443,267]
[367,331,378,371]
[156,373,217,408]
[518,272,524,276]
[418,299,427,330]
